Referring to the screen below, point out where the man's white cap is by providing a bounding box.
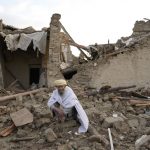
[54,79,67,86]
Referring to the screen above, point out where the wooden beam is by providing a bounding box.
[106,49,129,58]
[129,99,150,105]
[59,22,90,60]
[135,103,150,107]
[0,88,47,102]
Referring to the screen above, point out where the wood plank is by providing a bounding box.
[59,22,90,60]
[0,88,47,102]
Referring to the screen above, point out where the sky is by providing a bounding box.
[0,0,150,55]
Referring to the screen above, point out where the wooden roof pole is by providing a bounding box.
[59,22,90,60]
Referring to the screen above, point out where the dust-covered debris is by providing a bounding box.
[0,14,150,150]
[0,84,149,150]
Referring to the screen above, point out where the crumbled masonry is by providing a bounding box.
[0,16,150,150]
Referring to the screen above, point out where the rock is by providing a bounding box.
[10,108,33,127]
[24,102,32,111]
[102,116,124,128]
[138,117,147,130]
[16,129,28,138]
[36,139,45,144]
[57,144,70,150]
[135,135,150,150]
[138,114,150,119]
[102,94,109,102]
[78,147,91,150]
[102,102,112,111]
[68,142,78,150]
[128,119,139,129]
[0,141,10,150]
[55,120,77,129]
[112,98,120,102]
[42,94,49,100]
[85,107,100,118]
[126,106,136,113]
[88,124,99,135]
[0,106,7,115]
[61,120,77,128]
[94,143,103,150]
[0,123,3,128]
[32,105,52,118]
[119,135,125,140]
[135,108,145,114]
[35,118,51,128]
[98,98,103,103]
[108,93,116,98]
[114,121,129,133]
[144,127,150,135]
[44,128,57,143]
[113,102,120,109]
[93,97,99,102]
[0,116,10,123]
[88,135,109,147]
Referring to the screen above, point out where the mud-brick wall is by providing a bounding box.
[4,50,42,89]
[133,21,150,32]
[89,41,150,88]
[47,14,63,87]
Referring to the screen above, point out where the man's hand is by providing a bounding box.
[53,107,65,122]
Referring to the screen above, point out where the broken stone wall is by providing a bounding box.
[47,14,63,87]
[89,40,150,88]
[3,49,42,89]
[133,20,150,34]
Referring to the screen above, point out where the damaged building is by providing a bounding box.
[0,14,76,90]
[0,14,150,150]
[1,15,150,91]
[0,26,46,89]
[70,19,150,89]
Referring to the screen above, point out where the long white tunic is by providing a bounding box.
[47,86,89,133]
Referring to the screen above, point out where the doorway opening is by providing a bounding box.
[29,65,41,85]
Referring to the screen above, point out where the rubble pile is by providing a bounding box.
[0,18,150,150]
[81,20,150,62]
[0,84,150,150]
[72,19,150,90]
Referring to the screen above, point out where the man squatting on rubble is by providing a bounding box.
[47,79,89,133]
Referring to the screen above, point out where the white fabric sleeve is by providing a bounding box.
[47,92,57,108]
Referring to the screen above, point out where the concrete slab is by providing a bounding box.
[10,108,33,126]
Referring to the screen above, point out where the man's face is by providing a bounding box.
[56,85,66,95]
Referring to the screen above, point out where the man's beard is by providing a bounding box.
[58,90,64,95]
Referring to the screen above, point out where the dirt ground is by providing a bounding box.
[0,83,150,150]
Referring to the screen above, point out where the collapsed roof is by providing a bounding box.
[4,31,47,54]
[0,22,47,54]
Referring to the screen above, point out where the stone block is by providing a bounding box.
[102,116,124,128]
[44,128,57,143]
[128,119,139,129]
[135,135,150,150]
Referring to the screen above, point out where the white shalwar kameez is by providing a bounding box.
[47,86,89,133]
